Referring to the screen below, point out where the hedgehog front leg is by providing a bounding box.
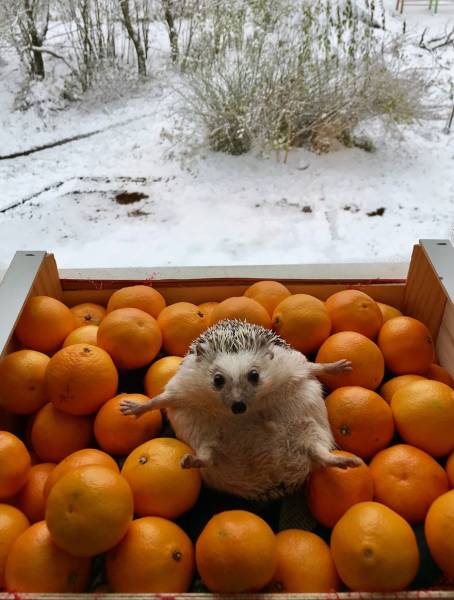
[307,359,352,375]
[308,444,363,469]
[119,391,173,417]
[302,413,362,470]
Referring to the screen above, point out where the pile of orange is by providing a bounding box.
[0,282,453,593]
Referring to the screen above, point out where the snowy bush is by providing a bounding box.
[178,0,433,155]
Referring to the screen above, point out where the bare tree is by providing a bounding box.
[118,0,150,77]
[162,0,179,62]
[0,0,50,78]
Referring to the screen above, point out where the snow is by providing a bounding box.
[0,0,454,271]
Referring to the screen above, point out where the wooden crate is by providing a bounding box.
[0,239,454,600]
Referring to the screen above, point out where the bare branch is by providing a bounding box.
[31,45,77,74]
[419,26,454,51]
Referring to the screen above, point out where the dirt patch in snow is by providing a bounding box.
[115,192,149,205]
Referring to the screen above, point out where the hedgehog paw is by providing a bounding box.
[119,399,146,418]
[327,359,352,373]
[329,454,363,469]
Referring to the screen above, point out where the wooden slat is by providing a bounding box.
[403,245,448,340]
[31,254,63,300]
[437,299,454,377]
[0,592,453,599]
[61,283,405,308]
[420,239,454,301]
[56,261,409,282]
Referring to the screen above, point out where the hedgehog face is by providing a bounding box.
[208,350,275,415]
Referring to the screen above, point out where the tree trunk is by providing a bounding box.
[119,0,147,77]
[23,0,46,78]
[163,1,179,63]
[31,46,45,77]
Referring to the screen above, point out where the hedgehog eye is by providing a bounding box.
[213,373,225,389]
[247,370,259,384]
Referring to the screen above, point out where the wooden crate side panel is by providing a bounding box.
[30,254,63,300]
[0,253,62,358]
[0,592,454,599]
[437,299,454,377]
[0,252,46,358]
[403,245,447,340]
[62,283,405,308]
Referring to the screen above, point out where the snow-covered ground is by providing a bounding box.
[0,0,453,271]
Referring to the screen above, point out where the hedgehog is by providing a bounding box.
[120,319,361,501]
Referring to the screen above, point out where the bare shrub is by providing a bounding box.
[57,0,121,92]
[179,0,434,156]
[58,0,154,95]
[159,0,261,72]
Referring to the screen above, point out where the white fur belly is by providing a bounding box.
[167,406,313,500]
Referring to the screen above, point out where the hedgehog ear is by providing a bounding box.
[194,341,210,362]
[265,350,274,360]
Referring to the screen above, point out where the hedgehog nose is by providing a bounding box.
[231,401,247,414]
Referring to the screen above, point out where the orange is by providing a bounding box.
[392,380,454,457]
[325,387,394,459]
[0,431,31,500]
[269,530,339,593]
[378,316,434,375]
[425,490,454,578]
[97,308,162,370]
[425,363,454,387]
[243,281,291,317]
[46,465,133,557]
[211,297,271,330]
[94,394,162,455]
[45,343,118,415]
[70,302,106,327]
[158,302,210,356]
[14,295,75,354]
[0,504,29,588]
[44,448,119,501]
[144,356,183,398]
[63,325,98,347]
[307,451,374,527]
[272,294,331,354]
[325,290,383,339]
[198,302,218,323]
[377,302,403,323]
[5,521,91,592]
[315,332,384,391]
[121,438,201,519]
[446,451,454,487]
[331,502,419,592]
[379,374,426,404]
[106,516,194,592]
[31,403,93,463]
[0,349,49,414]
[16,463,56,523]
[196,510,276,593]
[107,285,166,318]
[370,444,449,524]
